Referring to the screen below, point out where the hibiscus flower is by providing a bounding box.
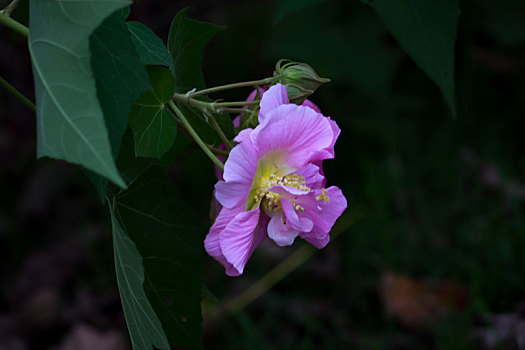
[205,84,347,276]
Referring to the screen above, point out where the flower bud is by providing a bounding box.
[273,60,330,103]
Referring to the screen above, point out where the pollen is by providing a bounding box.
[254,173,310,212]
[316,188,330,203]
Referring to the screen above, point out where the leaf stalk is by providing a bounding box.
[0,75,35,111]
[168,100,225,171]
[0,10,28,37]
[189,77,275,97]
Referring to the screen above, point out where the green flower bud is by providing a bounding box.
[273,59,330,103]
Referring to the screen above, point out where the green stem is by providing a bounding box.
[172,93,259,112]
[168,100,225,171]
[212,100,260,107]
[0,11,28,37]
[189,77,275,97]
[222,108,249,114]
[172,92,210,111]
[208,113,233,150]
[208,145,229,157]
[3,0,19,15]
[0,75,35,111]
[172,93,236,149]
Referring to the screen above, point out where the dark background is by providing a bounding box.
[1,0,525,349]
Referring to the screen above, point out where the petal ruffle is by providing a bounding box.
[219,208,261,275]
[281,199,313,232]
[233,128,253,144]
[299,229,330,249]
[302,99,321,113]
[223,140,258,184]
[295,163,325,190]
[267,212,299,246]
[269,184,347,239]
[215,180,250,209]
[250,104,334,169]
[310,186,347,234]
[204,206,244,275]
[311,118,341,162]
[258,84,288,123]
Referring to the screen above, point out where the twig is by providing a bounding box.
[168,100,225,171]
[0,75,35,111]
[0,10,28,37]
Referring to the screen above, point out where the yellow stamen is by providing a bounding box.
[253,173,310,213]
[316,188,330,203]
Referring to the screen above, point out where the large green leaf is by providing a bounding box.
[168,8,223,92]
[29,0,128,187]
[274,0,326,24]
[114,168,205,349]
[127,21,174,69]
[362,0,459,115]
[129,66,177,159]
[109,204,170,350]
[90,12,151,158]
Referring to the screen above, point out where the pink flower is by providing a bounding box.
[205,84,347,276]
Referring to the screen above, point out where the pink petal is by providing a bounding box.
[233,128,253,143]
[311,160,326,187]
[247,86,267,102]
[204,206,244,276]
[258,83,289,123]
[299,229,330,249]
[295,163,325,189]
[250,104,334,169]
[301,99,321,113]
[281,199,313,232]
[233,115,241,128]
[310,118,341,162]
[252,212,270,247]
[268,183,309,197]
[223,140,258,184]
[215,180,250,209]
[271,184,347,236]
[326,118,341,158]
[267,213,299,246]
[310,186,347,234]
[219,208,261,275]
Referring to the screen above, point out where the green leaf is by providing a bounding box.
[168,8,223,92]
[127,21,174,69]
[129,66,177,159]
[109,203,170,350]
[362,0,459,115]
[114,168,204,349]
[274,0,326,24]
[91,12,151,157]
[120,5,130,19]
[29,0,128,187]
[116,127,181,186]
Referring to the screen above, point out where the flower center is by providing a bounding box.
[254,173,310,213]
